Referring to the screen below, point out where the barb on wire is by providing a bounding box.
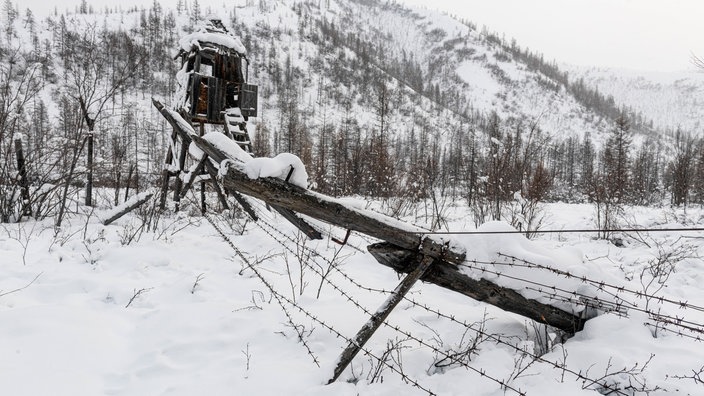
[205,211,437,394]
[496,253,704,314]
[461,260,704,337]
[644,322,704,342]
[413,227,704,236]
[254,214,528,395]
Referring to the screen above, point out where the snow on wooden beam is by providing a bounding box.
[102,191,155,226]
[191,133,463,262]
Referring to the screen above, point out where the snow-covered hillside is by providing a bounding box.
[565,65,704,134]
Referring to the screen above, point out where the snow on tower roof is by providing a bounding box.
[178,22,247,56]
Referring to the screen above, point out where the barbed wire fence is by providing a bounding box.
[194,194,704,395]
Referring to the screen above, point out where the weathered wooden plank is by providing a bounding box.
[328,255,434,384]
[271,204,322,239]
[193,133,462,262]
[367,242,586,334]
[103,192,155,226]
[152,99,196,144]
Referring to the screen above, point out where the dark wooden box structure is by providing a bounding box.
[176,20,258,125]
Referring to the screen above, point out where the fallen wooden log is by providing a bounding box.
[368,242,586,334]
[102,191,155,226]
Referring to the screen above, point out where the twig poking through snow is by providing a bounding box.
[191,273,205,294]
[125,287,152,308]
[0,272,42,298]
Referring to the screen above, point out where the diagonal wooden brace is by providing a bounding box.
[328,255,435,384]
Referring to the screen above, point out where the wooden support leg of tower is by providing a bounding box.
[198,122,207,214]
[173,140,188,211]
[159,130,177,210]
[180,156,208,200]
[328,255,435,384]
[201,182,207,214]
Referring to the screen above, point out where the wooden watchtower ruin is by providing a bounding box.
[159,17,258,212]
[153,19,596,385]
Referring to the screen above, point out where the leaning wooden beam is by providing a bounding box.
[328,255,434,384]
[191,133,587,333]
[152,99,196,145]
[102,191,155,226]
[368,242,586,334]
[271,204,322,239]
[152,99,287,226]
[191,134,463,263]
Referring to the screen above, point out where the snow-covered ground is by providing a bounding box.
[2,198,704,395]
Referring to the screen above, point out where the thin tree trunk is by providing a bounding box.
[56,137,88,227]
[85,131,94,206]
[14,135,31,218]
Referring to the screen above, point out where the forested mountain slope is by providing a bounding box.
[1,0,699,223]
[565,65,704,133]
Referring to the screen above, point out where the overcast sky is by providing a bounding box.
[21,0,704,72]
[399,0,704,72]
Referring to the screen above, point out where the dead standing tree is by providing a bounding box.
[0,46,43,222]
[61,23,145,207]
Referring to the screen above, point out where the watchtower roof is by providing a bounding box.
[178,18,247,56]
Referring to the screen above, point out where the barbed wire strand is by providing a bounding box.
[251,213,647,396]
[253,207,693,394]
[203,210,439,394]
[196,195,697,395]
[496,253,704,314]
[460,261,704,336]
[414,227,704,236]
[252,215,528,395]
[202,212,321,368]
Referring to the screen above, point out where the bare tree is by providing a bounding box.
[0,46,44,222]
[669,131,695,206]
[60,22,145,207]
